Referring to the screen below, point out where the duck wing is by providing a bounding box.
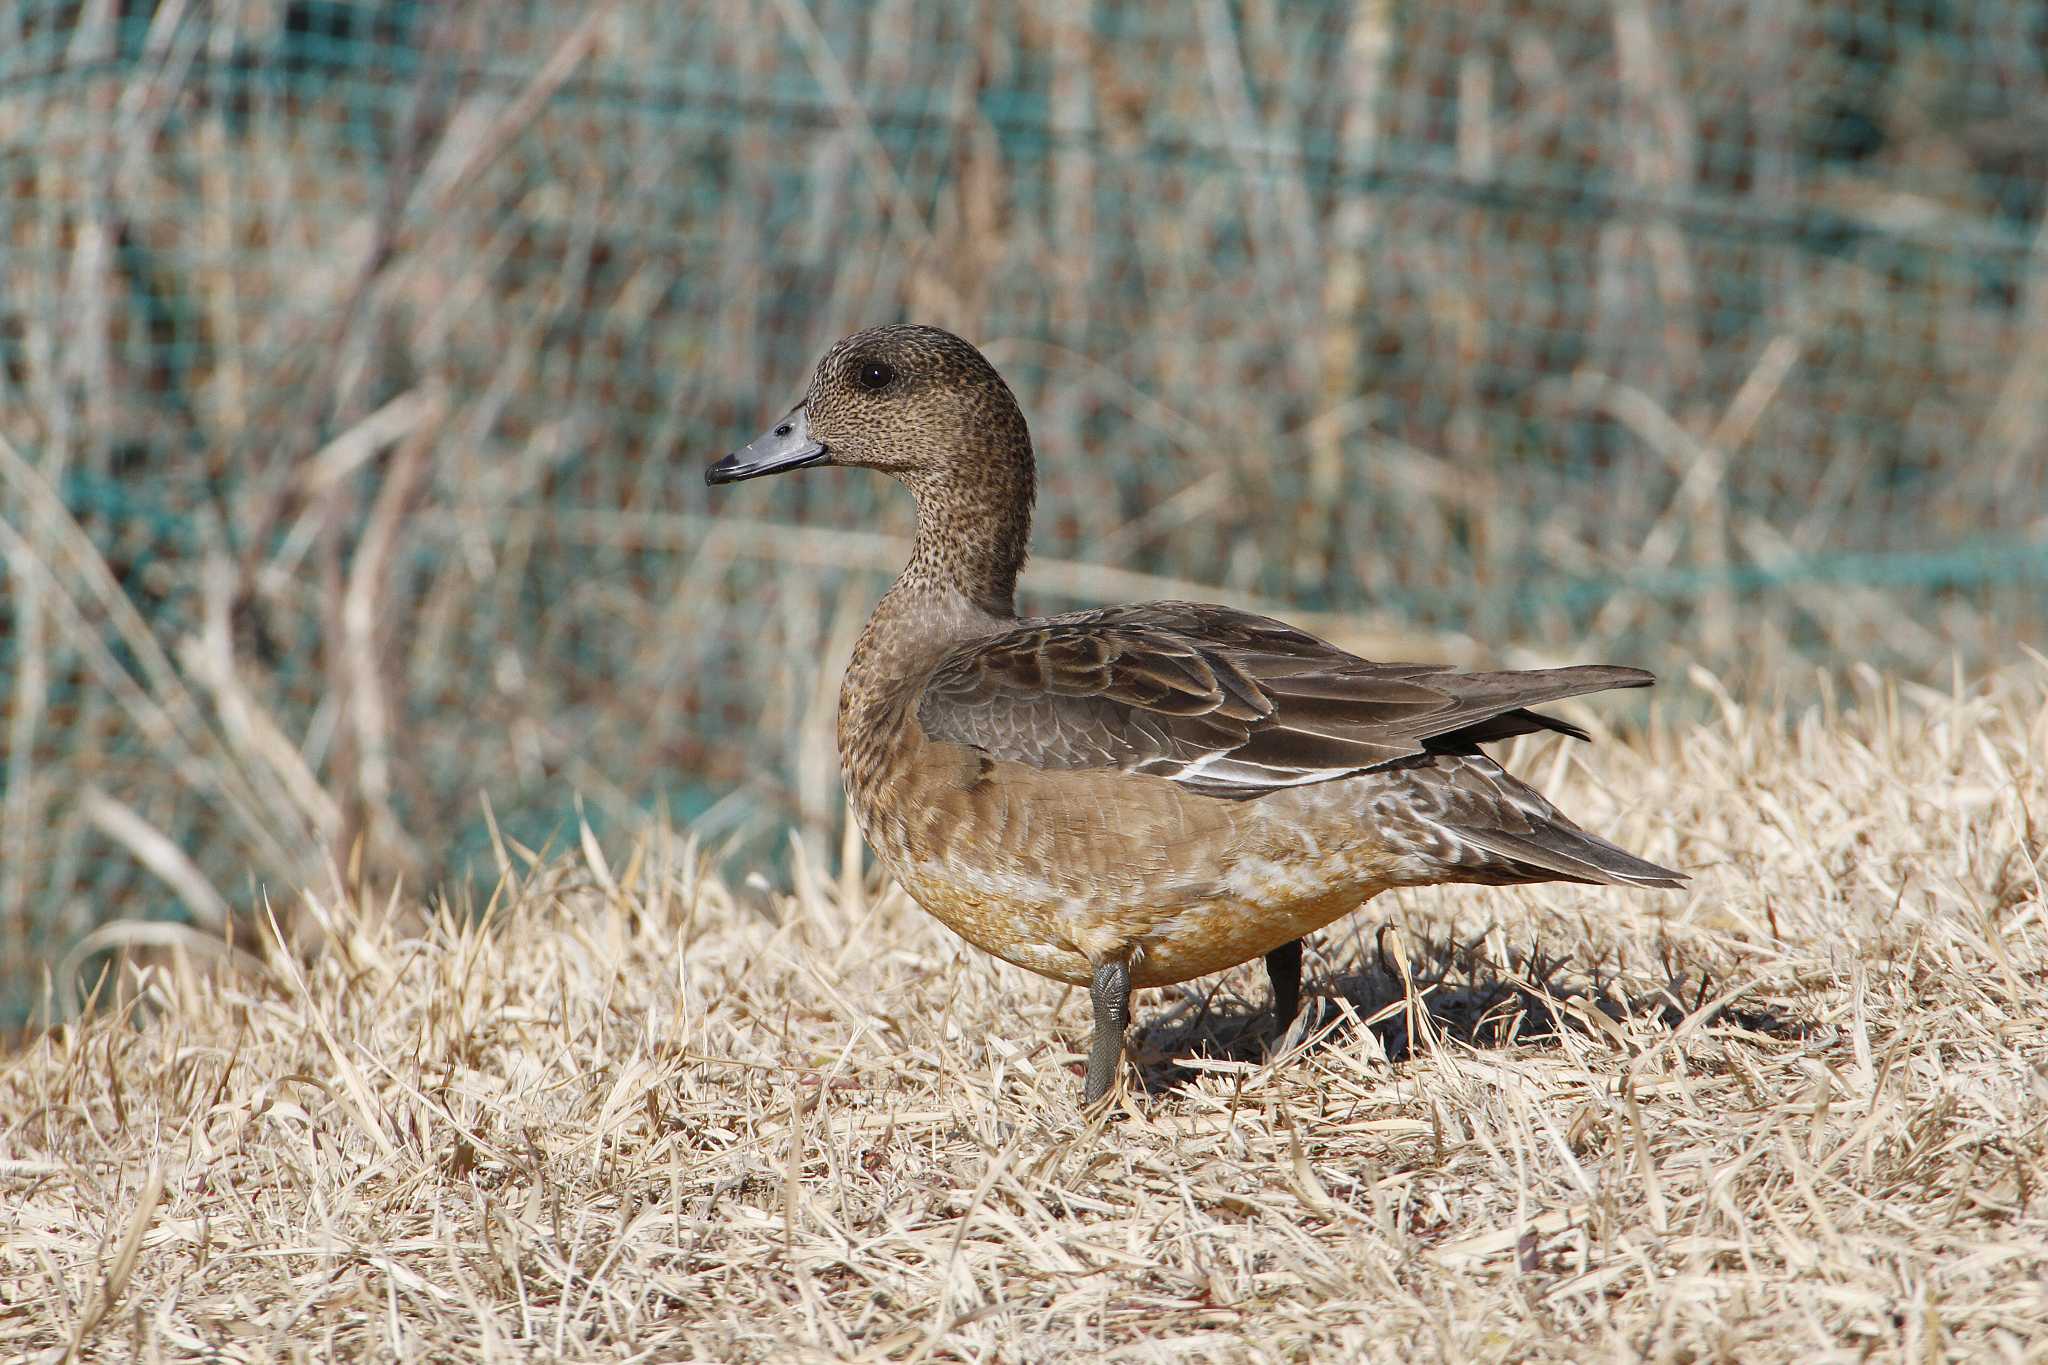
[915,602,1653,801]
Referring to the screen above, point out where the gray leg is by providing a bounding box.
[1084,958,1132,1104]
[1266,938,1303,1027]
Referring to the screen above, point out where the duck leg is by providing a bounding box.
[1265,938,1303,1028]
[1083,958,1132,1104]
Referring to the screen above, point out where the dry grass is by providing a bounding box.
[3,663,2046,1361]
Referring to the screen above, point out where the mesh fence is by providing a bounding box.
[2,0,2045,1018]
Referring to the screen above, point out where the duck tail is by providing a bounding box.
[1453,819,1688,889]
[1410,755,1687,889]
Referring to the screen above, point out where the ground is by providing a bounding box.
[2,666,2045,1361]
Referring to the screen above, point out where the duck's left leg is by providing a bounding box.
[1083,958,1132,1104]
[1265,938,1303,1027]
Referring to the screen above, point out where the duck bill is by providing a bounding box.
[705,406,829,485]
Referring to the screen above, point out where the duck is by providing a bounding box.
[707,324,1684,1105]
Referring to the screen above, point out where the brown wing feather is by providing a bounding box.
[916,602,1654,800]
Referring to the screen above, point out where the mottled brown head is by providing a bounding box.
[708,324,1036,613]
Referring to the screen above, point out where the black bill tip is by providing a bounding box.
[706,407,828,485]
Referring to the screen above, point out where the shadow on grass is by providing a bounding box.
[1130,926,1799,1097]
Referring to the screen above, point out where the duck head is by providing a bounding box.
[707,325,1033,501]
[708,324,1037,614]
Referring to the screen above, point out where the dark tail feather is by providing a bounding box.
[1431,707,1590,749]
[1424,665,1654,753]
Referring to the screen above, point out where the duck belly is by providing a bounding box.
[884,835,1404,989]
[856,758,1426,990]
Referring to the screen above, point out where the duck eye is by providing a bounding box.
[855,359,896,392]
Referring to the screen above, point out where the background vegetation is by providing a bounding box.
[4,2,2045,1016]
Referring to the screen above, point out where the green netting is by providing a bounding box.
[2,1,2045,1018]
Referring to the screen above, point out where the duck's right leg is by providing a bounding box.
[1083,958,1132,1104]
[1265,938,1303,1027]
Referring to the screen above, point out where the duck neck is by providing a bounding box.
[839,460,1032,763]
[892,459,1033,626]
